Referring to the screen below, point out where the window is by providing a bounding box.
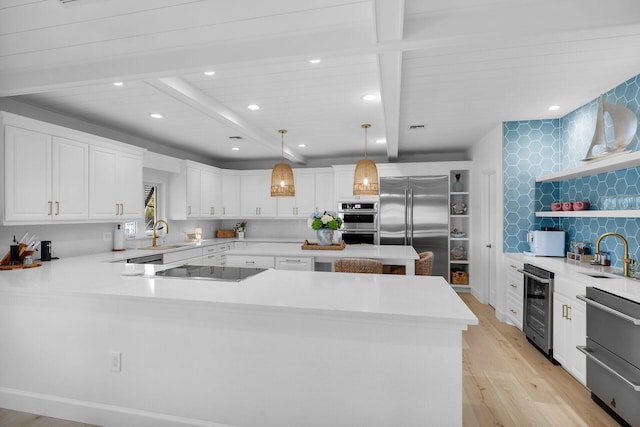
[144,184,158,235]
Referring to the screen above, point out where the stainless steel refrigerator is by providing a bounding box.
[379,176,449,278]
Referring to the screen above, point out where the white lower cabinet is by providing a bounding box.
[225,255,275,269]
[275,256,313,271]
[163,247,204,265]
[552,275,587,386]
[201,243,233,266]
[504,255,524,330]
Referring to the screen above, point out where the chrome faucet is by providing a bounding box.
[595,232,631,277]
[152,219,169,247]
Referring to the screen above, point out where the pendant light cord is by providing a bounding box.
[362,124,371,159]
[278,129,287,161]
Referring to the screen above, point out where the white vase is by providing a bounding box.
[316,229,334,246]
[237,231,245,240]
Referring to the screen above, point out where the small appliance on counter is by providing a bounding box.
[524,230,565,257]
[40,240,52,261]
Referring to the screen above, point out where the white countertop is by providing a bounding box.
[0,250,476,327]
[506,253,640,303]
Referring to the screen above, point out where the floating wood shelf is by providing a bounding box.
[536,151,640,182]
[536,210,640,218]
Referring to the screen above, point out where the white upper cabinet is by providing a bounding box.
[89,146,143,220]
[201,169,222,217]
[221,173,241,217]
[4,126,89,224]
[240,171,277,217]
[276,170,316,217]
[314,170,335,212]
[3,112,144,224]
[187,166,202,217]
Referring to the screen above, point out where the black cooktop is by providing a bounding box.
[154,265,267,282]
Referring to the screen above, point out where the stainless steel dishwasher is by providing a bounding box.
[578,287,640,427]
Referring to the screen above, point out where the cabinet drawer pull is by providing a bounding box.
[577,295,640,325]
[510,309,517,314]
[510,283,517,288]
[245,261,255,265]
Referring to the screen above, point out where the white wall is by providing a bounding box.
[468,124,504,305]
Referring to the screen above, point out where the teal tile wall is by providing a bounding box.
[503,74,640,268]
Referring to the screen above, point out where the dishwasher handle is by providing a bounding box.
[576,295,640,326]
[517,268,550,284]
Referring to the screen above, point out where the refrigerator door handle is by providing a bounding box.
[404,186,409,245]
[409,187,414,246]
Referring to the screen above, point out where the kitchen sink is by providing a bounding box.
[139,245,178,250]
[580,272,618,279]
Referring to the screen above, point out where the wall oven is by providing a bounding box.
[337,202,378,245]
[578,287,640,427]
[519,263,555,359]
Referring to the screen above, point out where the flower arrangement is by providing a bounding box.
[307,211,342,230]
[234,221,247,232]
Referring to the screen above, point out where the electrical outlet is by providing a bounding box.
[104,232,112,241]
[110,351,121,372]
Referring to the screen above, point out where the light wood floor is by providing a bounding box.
[460,293,618,426]
[0,294,620,427]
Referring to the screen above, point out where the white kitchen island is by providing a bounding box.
[225,242,420,274]
[0,254,477,427]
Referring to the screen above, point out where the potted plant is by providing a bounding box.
[234,221,247,240]
[307,211,342,246]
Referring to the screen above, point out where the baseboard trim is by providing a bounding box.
[0,387,235,427]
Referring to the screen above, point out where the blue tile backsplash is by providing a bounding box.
[503,74,640,268]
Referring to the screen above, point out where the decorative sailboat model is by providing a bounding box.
[582,95,638,161]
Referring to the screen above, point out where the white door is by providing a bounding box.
[4,126,51,222]
[52,137,89,221]
[484,170,498,307]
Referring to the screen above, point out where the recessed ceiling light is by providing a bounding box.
[548,105,560,111]
[150,113,163,119]
[248,104,260,110]
[309,59,321,64]
[298,144,307,148]
[113,81,124,87]
[232,147,240,151]
[204,71,215,76]
[362,94,377,101]
[375,139,386,144]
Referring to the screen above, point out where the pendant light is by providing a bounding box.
[270,129,295,197]
[353,123,378,196]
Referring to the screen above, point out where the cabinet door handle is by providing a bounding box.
[188,206,191,215]
[115,204,120,215]
[562,304,566,319]
[120,204,124,215]
[223,207,226,215]
[55,201,60,216]
[566,305,572,320]
[48,201,53,216]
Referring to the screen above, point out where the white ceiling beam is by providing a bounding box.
[373,0,404,161]
[147,77,306,164]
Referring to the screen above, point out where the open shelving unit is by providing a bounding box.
[536,210,640,218]
[449,170,470,290]
[536,151,640,182]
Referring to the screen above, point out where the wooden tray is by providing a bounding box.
[301,240,346,250]
[0,261,42,270]
[216,229,236,238]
